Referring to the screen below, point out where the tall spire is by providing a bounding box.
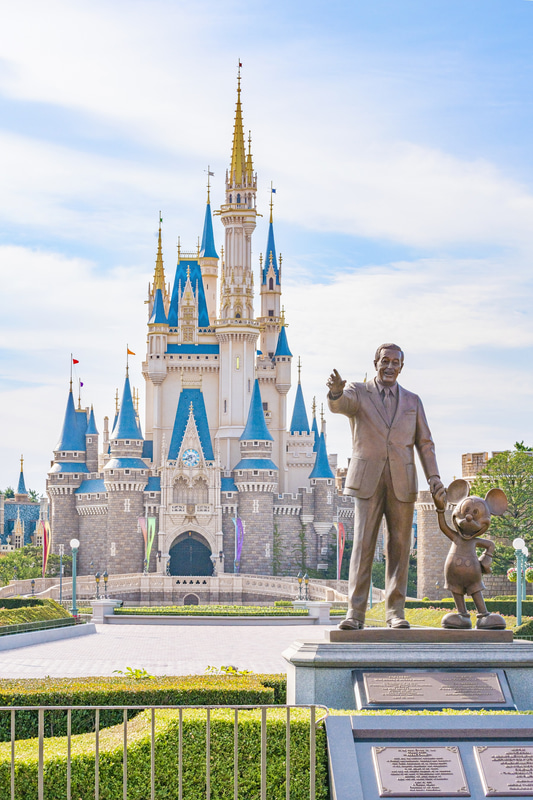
[56,386,87,451]
[200,191,218,259]
[230,62,246,187]
[262,184,279,286]
[246,131,254,184]
[309,432,335,480]
[111,372,143,440]
[153,213,166,293]
[17,455,27,496]
[311,397,319,452]
[241,379,273,441]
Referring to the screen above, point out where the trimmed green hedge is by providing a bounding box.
[405,598,533,616]
[115,605,308,617]
[0,598,47,609]
[0,674,286,741]
[0,599,71,628]
[0,708,327,800]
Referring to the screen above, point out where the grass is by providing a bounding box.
[363,601,528,630]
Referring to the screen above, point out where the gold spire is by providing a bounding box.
[312,396,317,418]
[280,305,286,327]
[20,455,24,473]
[153,213,165,293]
[320,403,325,424]
[297,356,301,384]
[206,165,213,203]
[230,62,246,186]
[246,131,254,184]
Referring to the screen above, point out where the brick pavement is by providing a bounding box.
[0,623,334,678]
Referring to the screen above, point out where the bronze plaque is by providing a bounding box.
[372,746,470,797]
[363,671,505,705]
[474,745,533,796]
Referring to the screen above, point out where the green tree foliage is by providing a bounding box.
[27,489,41,503]
[2,488,14,499]
[0,546,72,587]
[470,444,533,574]
[372,555,418,598]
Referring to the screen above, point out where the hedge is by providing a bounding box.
[0,599,71,628]
[0,674,286,741]
[0,708,328,800]
[0,598,48,609]
[405,598,533,617]
[114,605,308,616]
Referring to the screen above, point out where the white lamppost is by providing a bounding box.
[70,538,80,617]
[513,537,525,626]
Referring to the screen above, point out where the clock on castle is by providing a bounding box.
[46,67,355,578]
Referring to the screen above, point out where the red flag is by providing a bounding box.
[337,522,346,581]
[72,358,79,364]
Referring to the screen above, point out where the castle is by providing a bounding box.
[46,71,355,578]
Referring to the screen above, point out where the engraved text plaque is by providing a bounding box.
[372,746,470,797]
[363,671,505,706]
[474,745,533,796]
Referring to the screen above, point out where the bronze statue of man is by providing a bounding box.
[327,344,445,629]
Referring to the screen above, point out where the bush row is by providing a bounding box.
[0,598,47,609]
[0,708,328,800]
[115,605,308,616]
[0,599,71,628]
[405,598,532,616]
[0,674,287,741]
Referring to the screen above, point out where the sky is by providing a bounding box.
[0,0,532,494]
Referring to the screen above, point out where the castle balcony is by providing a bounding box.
[170,504,213,515]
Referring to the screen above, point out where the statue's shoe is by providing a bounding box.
[338,618,364,630]
[441,612,472,629]
[476,612,506,630]
[386,617,410,629]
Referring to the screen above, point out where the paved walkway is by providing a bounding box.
[0,623,334,678]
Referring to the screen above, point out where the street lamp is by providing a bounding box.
[31,579,35,596]
[95,572,101,600]
[297,571,303,600]
[304,573,309,601]
[70,538,80,617]
[103,570,108,599]
[523,547,529,602]
[513,537,526,626]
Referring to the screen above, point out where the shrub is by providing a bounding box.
[274,600,293,607]
[0,599,71,628]
[114,605,308,617]
[0,674,283,741]
[405,598,533,617]
[0,708,328,800]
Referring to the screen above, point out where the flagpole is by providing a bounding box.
[70,353,72,390]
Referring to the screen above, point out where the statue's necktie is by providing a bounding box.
[383,388,393,424]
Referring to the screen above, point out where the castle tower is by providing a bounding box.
[199,177,219,323]
[85,407,99,473]
[47,385,89,558]
[215,68,260,470]
[99,370,146,576]
[309,431,336,569]
[258,188,282,358]
[234,379,278,574]
[286,361,315,492]
[311,398,319,452]
[15,455,28,503]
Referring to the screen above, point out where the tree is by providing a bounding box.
[0,545,72,587]
[28,489,41,503]
[470,444,533,574]
[3,487,14,499]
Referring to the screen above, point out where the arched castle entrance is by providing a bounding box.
[169,531,212,576]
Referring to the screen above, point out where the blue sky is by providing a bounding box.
[0,0,532,492]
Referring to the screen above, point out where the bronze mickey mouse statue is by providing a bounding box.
[434,479,508,630]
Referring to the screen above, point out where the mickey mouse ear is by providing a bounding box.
[485,488,508,516]
[446,479,469,505]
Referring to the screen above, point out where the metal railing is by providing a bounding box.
[0,616,81,637]
[2,703,328,800]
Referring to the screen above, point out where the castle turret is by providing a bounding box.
[215,67,260,470]
[199,179,219,323]
[15,455,28,503]
[85,406,99,473]
[233,379,277,574]
[146,223,170,467]
[286,361,315,492]
[309,431,336,569]
[258,189,282,357]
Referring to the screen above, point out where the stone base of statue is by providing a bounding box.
[282,629,533,711]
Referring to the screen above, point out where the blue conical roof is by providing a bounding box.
[86,406,98,435]
[290,384,310,434]
[111,374,143,440]
[311,414,319,452]
[309,432,335,480]
[17,468,27,495]
[168,388,214,461]
[200,201,218,259]
[56,390,87,451]
[262,221,279,285]
[168,259,210,328]
[241,379,273,441]
[274,325,292,358]
[149,288,168,324]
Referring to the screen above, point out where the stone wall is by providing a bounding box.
[416,490,452,599]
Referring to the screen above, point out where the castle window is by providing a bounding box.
[253,441,259,447]
[235,356,240,370]
[268,352,273,359]
[235,313,241,319]
[111,542,116,556]
[58,475,63,480]
[109,470,114,475]
[95,494,100,499]
[327,491,332,505]
[149,493,155,498]
[126,440,130,445]
[141,470,145,475]
[253,499,259,513]
[248,379,251,392]
[229,194,232,203]
[269,278,273,290]
[268,310,274,317]
[269,471,273,476]
[224,400,227,413]
[124,469,130,475]
[124,499,131,512]
[61,452,66,457]
[87,437,92,444]
[237,193,241,204]
[262,402,268,411]
[253,470,259,476]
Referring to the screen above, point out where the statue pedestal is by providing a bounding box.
[282,629,533,710]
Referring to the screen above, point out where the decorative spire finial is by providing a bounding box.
[280,306,286,326]
[312,396,317,417]
[297,356,302,384]
[153,212,165,293]
[320,403,325,423]
[20,454,23,472]
[205,165,214,203]
[269,181,275,224]
[115,388,119,413]
[230,60,246,186]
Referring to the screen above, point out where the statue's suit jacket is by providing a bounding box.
[328,379,439,503]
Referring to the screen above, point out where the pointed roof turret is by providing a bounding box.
[168,388,214,461]
[290,360,310,434]
[153,214,166,293]
[86,406,98,435]
[200,194,218,259]
[56,387,87,451]
[149,288,168,324]
[262,186,280,285]
[311,397,319,452]
[241,379,273,441]
[274,317,292,358]
[17,455,27,495]
[230,66,246,187]
[111,373,143,440]
[309,432,335,480]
